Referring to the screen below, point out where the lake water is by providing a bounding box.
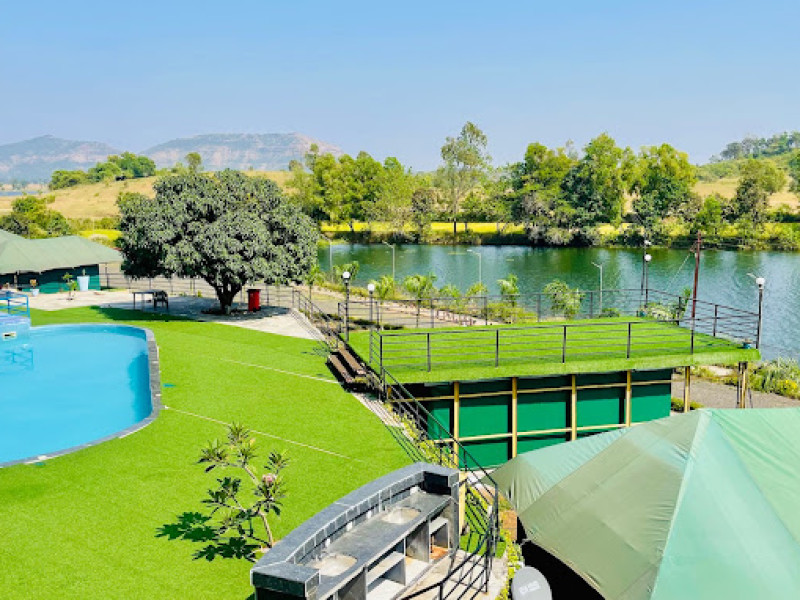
[320,244,800,361]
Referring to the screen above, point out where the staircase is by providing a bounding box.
[327,346,367,389]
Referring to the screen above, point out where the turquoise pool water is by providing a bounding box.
[0,324,153,465]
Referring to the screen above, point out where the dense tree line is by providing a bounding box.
[50,152,156,190]
[714,131,800,162]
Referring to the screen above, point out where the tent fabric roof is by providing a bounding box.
[0,231,121,275]
[492,409,800,600]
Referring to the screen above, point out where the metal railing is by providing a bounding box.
[0,291,30,318]
[380,368,499,600]
[361,289,759,374]
[291,286,499,600]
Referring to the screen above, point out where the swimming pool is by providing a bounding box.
[0,323,159,466]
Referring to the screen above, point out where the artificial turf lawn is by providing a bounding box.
[347,318,759,384]
[0,307,409,599]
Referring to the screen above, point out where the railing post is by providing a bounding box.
[562,325,567,363]
[713,304,718,337]
[495,329,500,367]
[484,296,488,325]
[379,333,383,371]
[430,297,435,328]
[690,327,695,354]
[627,322,632,358]
[589,290,594,318]
[427,333,432,372]
[537,293,541,322]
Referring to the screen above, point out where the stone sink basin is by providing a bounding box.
[311,553,357,577]
[381,507,420,524]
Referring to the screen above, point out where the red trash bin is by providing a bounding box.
[247,288,261,312]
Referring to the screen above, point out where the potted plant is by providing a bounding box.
[62,273,78,300]
[29,279,39,297]
[77,268,90,292]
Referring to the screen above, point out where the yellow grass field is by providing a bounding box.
[0,171,291,219]
[694,178,798,208]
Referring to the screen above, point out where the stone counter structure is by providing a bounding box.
[251,463,459,600]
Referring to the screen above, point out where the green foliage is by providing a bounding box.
[333,261,360,282]
[49,152,156,189]
[750,358,800,398]
[543,279,583,318]
[117,170,317,313]
[0,195,72,238]
[788,150,800,193]
[671,397,704,411]
[436,122,491,234]
[372,274,397,300]
[403,273,438,300]
[733,159,787,223]
[716,131,800,161]
[629,144,696,227]
[410,187,437,239]
[497,274,519,306]
[186,152,203,173]
[692,194,725,235]
[158,422,290,562]
[561,134,628,226]
[465,281,488,298]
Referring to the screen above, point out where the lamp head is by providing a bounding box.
[756,277,765,289]
[342,270,351,282]
[644,254,652,263]
[367,283,375,293]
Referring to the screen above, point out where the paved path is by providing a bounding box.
[672,377,797,409]
[26,290,320,340]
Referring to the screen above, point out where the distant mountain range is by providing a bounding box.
[0,133,343,182]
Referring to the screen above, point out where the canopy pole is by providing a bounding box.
[625,370,632,426]
[683,366,691,413]
[570,375,578,441]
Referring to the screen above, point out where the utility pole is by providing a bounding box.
[691,231,702,321]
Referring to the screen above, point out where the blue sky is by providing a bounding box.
[1,0,798,169]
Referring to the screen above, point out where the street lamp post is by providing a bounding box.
[342,270,351,342]
[367,282,375,327]
[591,262,604,314]
[643,254,652,306]
[467,249,482,287]
[382,241,396,280]
[756,277,765,349]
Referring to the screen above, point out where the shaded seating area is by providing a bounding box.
[492,408,800,599]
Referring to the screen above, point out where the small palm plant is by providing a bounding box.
[403,273,438,326]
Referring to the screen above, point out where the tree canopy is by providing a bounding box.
[0,195,71,238]
[117,170,317,312]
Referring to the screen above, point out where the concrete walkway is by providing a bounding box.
[672,377,798,409]
[25,290,320,340]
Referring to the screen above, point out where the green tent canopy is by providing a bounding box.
[492,408,800,600]
[0,232,121,275]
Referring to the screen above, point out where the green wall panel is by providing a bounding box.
[1,265,101,294]
[517,434,569,454]
[631,382,672,422]
[576,386,625,428]
[518,390,569,433]
[459,394,511,437]
[461,439,510,469]
[426,400,453,440]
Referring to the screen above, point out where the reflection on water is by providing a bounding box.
[320,244,800,360]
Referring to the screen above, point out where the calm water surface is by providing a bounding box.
[320,244,800,360]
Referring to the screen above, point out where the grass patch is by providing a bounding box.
[348,318,759,383]
[0,307,409,599]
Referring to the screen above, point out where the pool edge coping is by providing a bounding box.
[0,324,162,469]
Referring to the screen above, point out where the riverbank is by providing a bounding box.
[320,221,800,251]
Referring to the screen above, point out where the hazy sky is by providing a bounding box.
[1,0,798,169]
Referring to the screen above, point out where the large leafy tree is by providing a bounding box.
[561,134,628,226]
[118,170,317,313]
[733,159,787,223]
[436,122,491,236]
[629,144,696,227]
[0,195,71,238]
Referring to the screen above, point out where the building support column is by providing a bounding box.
[511,377,519,457]
[683,366,691,413]
[453,381,460,463]
[570,374,578,441]
[625,370,632,426]
[738,362,748,409]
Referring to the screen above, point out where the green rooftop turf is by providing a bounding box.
[0,307,409,599]
[347,318,760,384]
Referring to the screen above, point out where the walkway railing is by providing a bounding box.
[0,291,30,318]
[291,286,499,600]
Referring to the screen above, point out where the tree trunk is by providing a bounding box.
[213,282,240,314]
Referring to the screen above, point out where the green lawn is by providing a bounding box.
[348,318,759,384]
[0,307,409,599]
